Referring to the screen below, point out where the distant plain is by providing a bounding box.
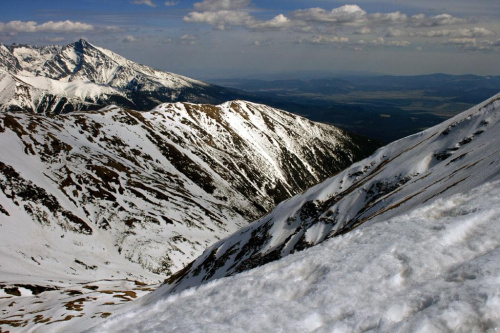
[210,74,500,142]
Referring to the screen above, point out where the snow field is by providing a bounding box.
[93,180,500,332]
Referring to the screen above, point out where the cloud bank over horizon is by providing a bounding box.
[0,0,498,77]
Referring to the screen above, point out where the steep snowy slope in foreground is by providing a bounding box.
[94,180,500,332]
[93,94,500,332]
[0,100,370,279]
[158,93,500,294]
[0,100,375,332]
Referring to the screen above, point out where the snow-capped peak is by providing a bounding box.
[0,40,243,114]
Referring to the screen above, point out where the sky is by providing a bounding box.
[1,0,500,79]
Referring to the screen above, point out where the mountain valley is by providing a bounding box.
[0,39,498,332]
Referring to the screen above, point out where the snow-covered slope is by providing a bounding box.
[2,94,498,332]
[0,40,244,114]
[87,93,500,333]
[0,99,372,291]
[94,180,500,333]
[159,93,500,295]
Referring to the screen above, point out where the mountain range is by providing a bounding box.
[0,39,249,114]
[0,39,498,332]
[94,93,500,333]
[158,93,500,295]
[0,99,375,281]
[0,97,377,331]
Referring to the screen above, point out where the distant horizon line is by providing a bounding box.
[2,39,498,81]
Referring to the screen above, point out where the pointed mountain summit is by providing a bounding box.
[0,40,246,114]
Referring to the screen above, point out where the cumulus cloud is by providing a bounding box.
[164,1,178,6]
[132,0,156,7]
[293,5,366,24]
[184,3,472,37]
[385,27,412,37]
[0,20,94,34]
[38,21,94,33]
[250,14,292,31]
[411,13,467,27]
[184,10,255,30]
[368,12,408,24]
[193,0,250,11]
[182,2,478,53]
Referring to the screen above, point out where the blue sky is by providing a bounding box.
[1,0,499,78]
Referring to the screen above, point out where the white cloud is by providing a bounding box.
[361,37,410,47]
[132,0,157,7]
[250,14,292,31]
[293,6,408,26]
[99,26,126,33]
[290,6,468,32]
[193,0,250,11]
[182,3,483,54]
[446,37,476,45]
[293,5,366,24]
[299,35,350,45]
[354,27,371,35]
[179,34,199,45]
[38,21,94,33]
[419,27,495,38]
[445,38,487,51]
[184,10,255,30]
[0,20,94,34]
[370,37,385,46]
[411,13,467,27]
[385,27,411,37]
[368,12,408,24]
[386,40,411,47]
[252,39,273,47]
[0,21,38,33]
[164,1,178,6]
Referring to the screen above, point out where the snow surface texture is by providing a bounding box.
[157,93,500,296]
[0,100,365,279]
[0,39,239,114]
[0,101,372,332]
[93,180,500,332]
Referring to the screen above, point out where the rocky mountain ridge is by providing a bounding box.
[158,93,500,295]
[0,39,245,114]
[0,100,375,284]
